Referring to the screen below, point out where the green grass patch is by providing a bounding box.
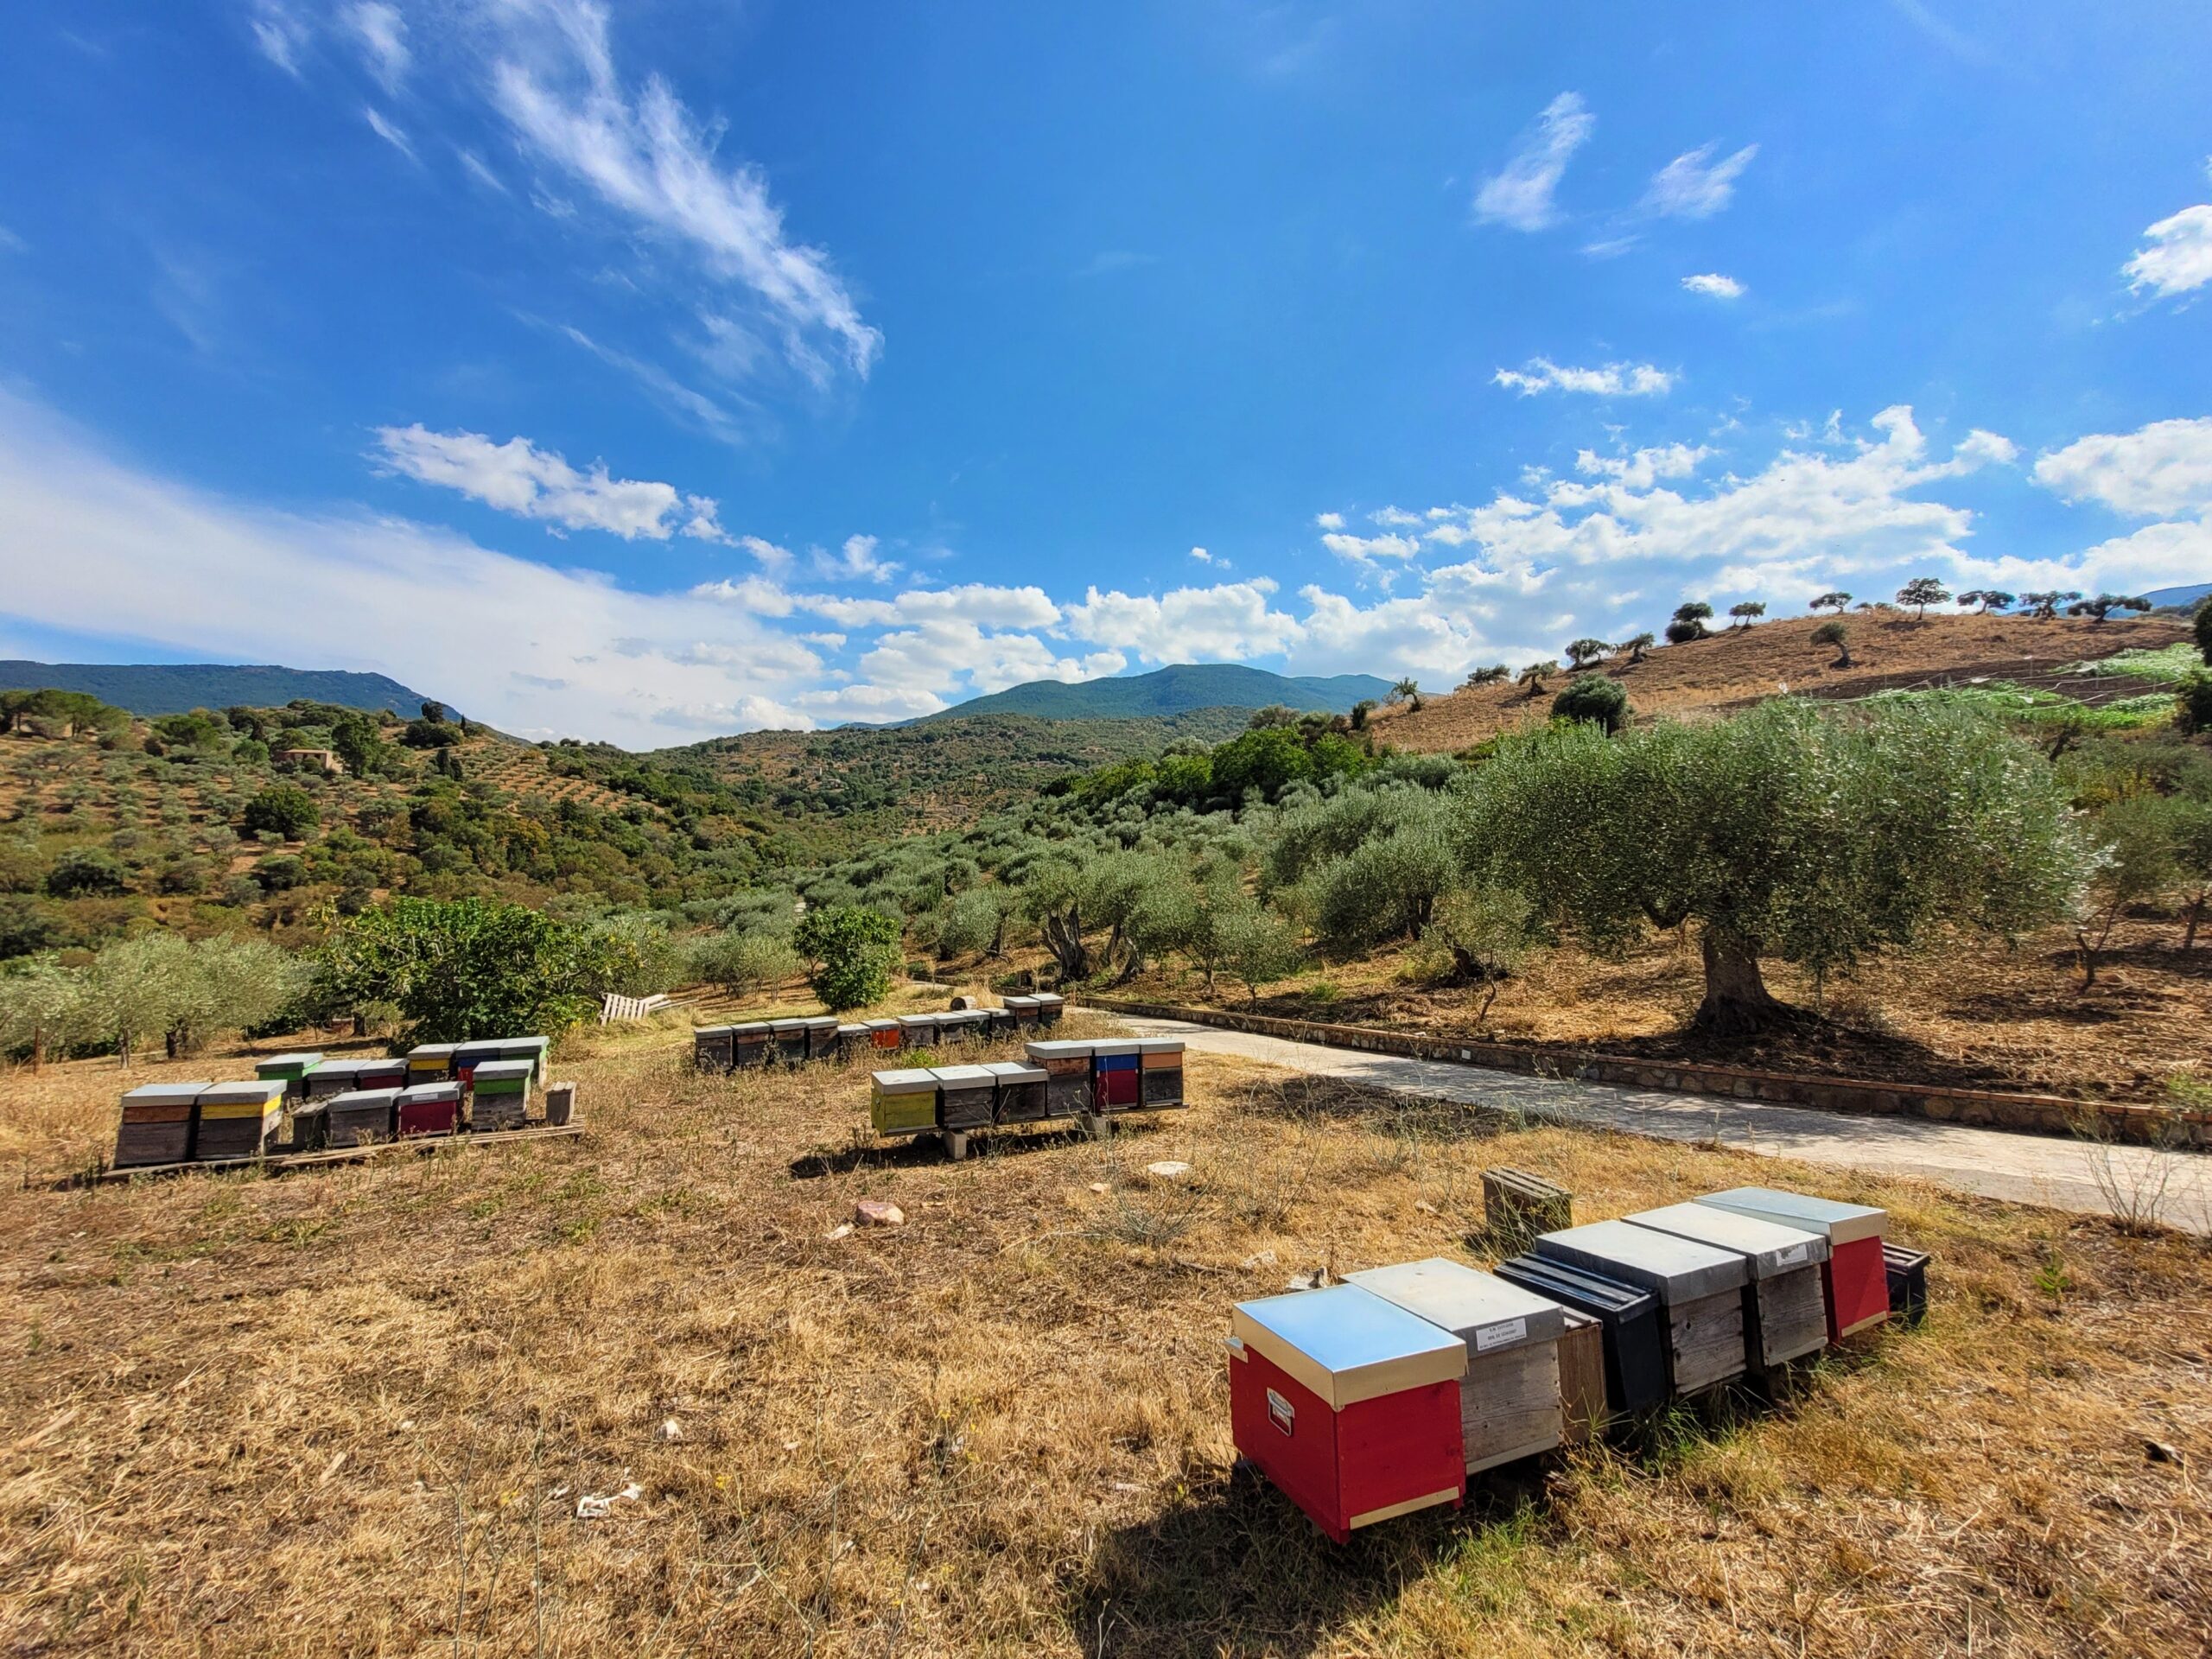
[2064,642,2200,683]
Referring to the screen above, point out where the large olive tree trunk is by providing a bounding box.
[1692,926,1789,1034]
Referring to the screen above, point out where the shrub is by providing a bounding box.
[1663,618,1707,645]
[688,929,803,999]
[792,905,903,1011]
[1552,674,1629,733]
[253,854,307,892]
[2178,670,2212,737]
[46,848,130,898]
[2196,598,2212,666]
[241,785,320,839]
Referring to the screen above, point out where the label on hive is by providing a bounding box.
[1266,1389,1295,1435]
[1473,1317,1527,1354]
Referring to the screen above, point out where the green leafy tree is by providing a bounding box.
[1728,601,1766,628]
[935,886,1008,960]
[2179,670,2212,737]
[1388,677,1419,705]
[2020,589,2082,620]
[1618,632,1656,664]
[2067,593,2152,624]
[330,711,383,777]
[1565,638,1611,669]
[791,906,903,1011]
[2195,598,2212,667]
[1958,589,2016,614]
[46,848,130,898]
[242,785,320,840]
[1516,660,1560,696]
[1812,619,1853,665]
[315,896,640,1042]
[2075,797,2177,987]
[1465,664,1511,686]
[1415,884,1540,1020]
[1215,894,1300,1007]
[0,896,60,959]
[1897,577,1952,619]
[1665,601,1713,644]
[688,928,802,999]
[1552,673,1630,734]
[0,954,83,1068]
[1809,592,1853,614]
[1458,699,2090,1033]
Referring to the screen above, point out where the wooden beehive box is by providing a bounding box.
[1554,1310,1606,1443]
[1091,1039,1141,1112]
[870,1069,938,1136]
[831,1023,868,1061]
[1137,1037,1185,1108]
[325,1088,399,1148]
[355,1058,409,1094]
[1696,1186,1890,1341]
[304,1059,366,1102]
[1624,1202,1829,1372]
[1003,995,1040,1029]
[983,1060,1048,1122]
[983,1007,1018,1039]
[1024,1040,1094,1117]
[897,1014,943,1052]
[397,1082,461,1138]
[1534,1221,1748,1398]
[1228,1284,1467,1544]
[469,1060,533,1132]
[115,1080,211,1168]
[1491,1253,1667,1418]
[693,1026,736,1073]
[406,1044,455,1084]
[770,1019,810,1064]
[194,1081,284,1161]
[499,1036,550,1080]
[1482,1166,1573,1243]
[1885,1243,1931,1326]
[865,1018,904,1054]
[731,1022,772,1067]
[1032,992,1065,1027]
[931,1065,996,1131]
[803,1017,841,1059]
[1348,1259,1567,1475]
[256,1052,324,1103]
[451,1042,505,1085]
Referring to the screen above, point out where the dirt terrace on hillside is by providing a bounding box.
[1370,612,2190,753]
[1,1011,2208,1656]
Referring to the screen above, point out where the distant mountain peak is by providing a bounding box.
[914,663,1394,724]
[0,660,438,718]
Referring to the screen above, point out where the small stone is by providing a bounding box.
[824,1223,853,1241]
[1144,1160,1192,1181]
[658,1419,683,1443]
[855,1198,906,1227]
[1414,1199,1438,1215]
[1087,1181,1110,1195]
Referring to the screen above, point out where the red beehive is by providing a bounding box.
[397,1082,462,1139]
[1227,1284,1466,1544]
[1695,1186,1888,1341]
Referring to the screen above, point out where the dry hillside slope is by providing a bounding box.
[1372,611,2190,752]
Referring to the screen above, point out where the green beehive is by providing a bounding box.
[870,1068,939,1136]
[498,1036,551,1081]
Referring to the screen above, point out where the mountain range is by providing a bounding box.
[911,664,1395,724]
[0,661,437,718]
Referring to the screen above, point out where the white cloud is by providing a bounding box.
[2123,204,2212,299]
[688,575,795,616]
[1474,92,1593,232]
[458,149,507,193]
[736,534,793,575]
[814,533,900,583]
[791,584,1060,632]
[250,1,310,76]
[1320,531,1422,566]
[1573,444,1710,488]
[486,0,880,384]
[1682,272,1745,300]
[1493,359,1675,397]
[373,423,731,542]
[1370,506,1425,528]
[341,2,410,91]
[1188,545,1226,567]
[2034,417,2212,518]
[0,391,820,745]
[1060,580,1303,664]
[555,323,747,448]
[1643,143,1758,219]
[363,105,416,161]
[1313,512,1345,531]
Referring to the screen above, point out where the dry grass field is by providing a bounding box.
[2,1010,2209,1657]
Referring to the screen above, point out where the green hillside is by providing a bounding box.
[911,663,1394,723]
[0,661,439,718]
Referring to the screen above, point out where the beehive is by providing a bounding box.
[731,1022,772,1068]
[1032,992,1065,1027]
[499,1036,551,1081]
[356,1058,408,1093]
[543,1080,577,1126]
[803,1017,842,1060]
[1885,1243,1931,1326]
[1348,1259,1567,1475]
[194,1081,284,1161]
[1091,1039,1141,1112]
[898,1014,943,1052]
[865,1018,904,1052]
[1137,1037,1185,1108]
[397,1082,461,1138]
[256,1052,323,1103]
[870,1069,938,1136]
[770,1019,810,1064]
[451,1042,505,1085]
[984,1060,1048,1122]
[931,1065,997,1132]
[1696,1187,1890,1341]
[326,1088,399,1148]
[1003,995,1040,1029]
[289,1101,328,1153]
[304,1059,366,1102]
[114,1080,211,1168]
[693,1026,736,1073]
[944,1009,988,1045]
[405,1044,455,1085]
[1625,1202,1830,1372]
[983,1007,1018,1039]
[1555,1310,1607,1443]
[1492,1253,1669,1417]
[1534,1221,1749,1397]
[469,1060,533,1132]
[1026,1040,1095,1116]
[831,1023,868,1061]
[1229,1284,1467,1544]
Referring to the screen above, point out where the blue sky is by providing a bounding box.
[1,1,2208,745]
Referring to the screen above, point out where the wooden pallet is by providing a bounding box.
[85,1121,584,1186]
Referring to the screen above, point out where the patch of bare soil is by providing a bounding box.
[1,1019,2208,1656]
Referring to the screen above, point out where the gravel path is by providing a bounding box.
[1124,1016,2212,1236]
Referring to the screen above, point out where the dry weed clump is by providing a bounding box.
[0,1018,2207,1656]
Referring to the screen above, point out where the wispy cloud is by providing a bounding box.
[2034,417,2212,518]
[2124,203,2212,300]
[372,423,732,542]
[249,1,310,77]
[555,322,753,448]
[1682,272,1745,300]
[1643,142,1758,219]
[341,2,410,92]
[1474,92,1593,232]
[1492,358,1675,397]
[363,105,417,161]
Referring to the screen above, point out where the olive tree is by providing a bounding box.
[1457,699,2091,1033]
[1812,619,1853,665]
[688,928,803,999]
[0,954,83,1068]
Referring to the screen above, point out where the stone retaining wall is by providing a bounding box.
[1085,997,2209,1148]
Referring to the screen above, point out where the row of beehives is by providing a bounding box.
[869,1038,1185,1135]
[113,1036,557,1168]
[1228,1185,1931,1545]
[693,995,1066,1073]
